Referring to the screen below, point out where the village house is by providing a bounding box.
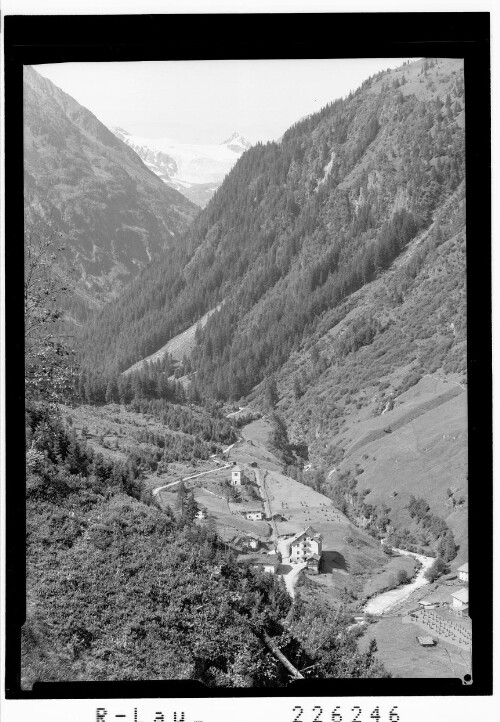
[450,587,469,617]
[457,562,469,583]
[237,553,280,574]
[242,509,264,521]
[195,508,208,520]
[288,526,323,564]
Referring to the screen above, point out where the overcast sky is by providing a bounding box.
[34,58,416,145]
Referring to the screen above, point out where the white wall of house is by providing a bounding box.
[231,469,243,485]
[459,570,469,582]
[289,533,322,561]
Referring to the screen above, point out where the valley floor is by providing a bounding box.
[61,400,470,680]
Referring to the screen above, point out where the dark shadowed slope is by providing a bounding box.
[24,66,199,320]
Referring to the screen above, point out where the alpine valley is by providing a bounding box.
[24,58,470,686]
[112,128,252,207]
[24,66,199,321]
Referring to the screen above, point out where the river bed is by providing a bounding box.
[363,547,435,615]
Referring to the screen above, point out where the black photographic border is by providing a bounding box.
[4,10,492,699]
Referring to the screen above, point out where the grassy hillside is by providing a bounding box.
[123,303,222,373]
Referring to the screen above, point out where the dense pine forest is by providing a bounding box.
[78,58,465,404]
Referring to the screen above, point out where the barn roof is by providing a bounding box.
[451,587,469,604]
[417,636,436,647]
[288,526,323,545]
[457,562,469,573]
[236,501,264,511]
[420,586,456,604]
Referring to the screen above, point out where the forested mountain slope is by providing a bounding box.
[80,58,465,395]
[113,127,252,207]
[24,66,199,320]
[270,182,467,556]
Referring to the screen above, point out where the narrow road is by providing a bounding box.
[255,468,277,537]
[255,470,307,599]
[363,548,435,615]
[226,406,249,418]
[152,462,232,496]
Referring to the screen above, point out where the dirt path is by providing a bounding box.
[363,548,435,615]
[152,463,232,496]
[255,468,278,537]
[226,406,249,418]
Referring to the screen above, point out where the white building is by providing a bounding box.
[242,509,263,521]
[288,526,322,563]
[457,562,469,583]
[231,464,247,486]
[451,587,469,616]
[237,553,279,574]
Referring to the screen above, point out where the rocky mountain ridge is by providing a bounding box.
[112,128,252,207]
[24,66,199,320]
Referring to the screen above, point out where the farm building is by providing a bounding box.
[457,562,469,583]
[237,553,280,574]
[231,534,260,551]
[416,636,437,647]
[419,599,438,610]
[288,526,322,563]
[306,553,321,574]
[242,509,264,521]
[195,508,208,520]
[418,586,453,609]
[450,587,469,616]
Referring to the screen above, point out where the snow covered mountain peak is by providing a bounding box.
[221,132,252,153]
[112,127,251,207]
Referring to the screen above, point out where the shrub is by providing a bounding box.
[424,556,448,582]
[396,569,409,585]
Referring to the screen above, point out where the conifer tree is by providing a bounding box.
[264,376,279,410]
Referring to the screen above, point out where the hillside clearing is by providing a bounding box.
[123,303,222,374]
